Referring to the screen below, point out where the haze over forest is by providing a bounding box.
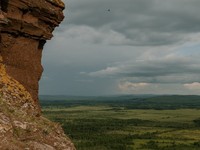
[40,0,200,96]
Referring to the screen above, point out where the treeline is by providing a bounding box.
[40,95,200,110]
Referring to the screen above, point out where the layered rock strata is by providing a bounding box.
[0,0,65,111]
[0,0,75,149]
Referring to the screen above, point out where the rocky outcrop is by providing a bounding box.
[0,0,65,111]
[0,0,75,149]
[0,97,75,149]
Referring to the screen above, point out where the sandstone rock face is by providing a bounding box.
[0,0,75,149]
[0,0,65,111]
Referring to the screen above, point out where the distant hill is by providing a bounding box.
[40,95,200,110]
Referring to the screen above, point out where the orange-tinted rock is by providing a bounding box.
[0,0,76,149]
[0,0,64,112]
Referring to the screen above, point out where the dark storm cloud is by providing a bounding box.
[64,0,200,46]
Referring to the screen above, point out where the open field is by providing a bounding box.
[41,95,200,150]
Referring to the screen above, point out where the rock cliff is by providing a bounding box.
[0,0,75,149]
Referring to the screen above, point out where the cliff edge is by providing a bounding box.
[0,0,75,149]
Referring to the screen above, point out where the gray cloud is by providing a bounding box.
[88,56,200,84]
[63,0,200,46]
[39,0,200,95]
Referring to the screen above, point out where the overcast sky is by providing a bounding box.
[39,0,200,96]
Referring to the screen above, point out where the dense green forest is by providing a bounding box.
[41,95,200,150]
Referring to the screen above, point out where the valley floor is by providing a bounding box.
[43,106,200,150]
